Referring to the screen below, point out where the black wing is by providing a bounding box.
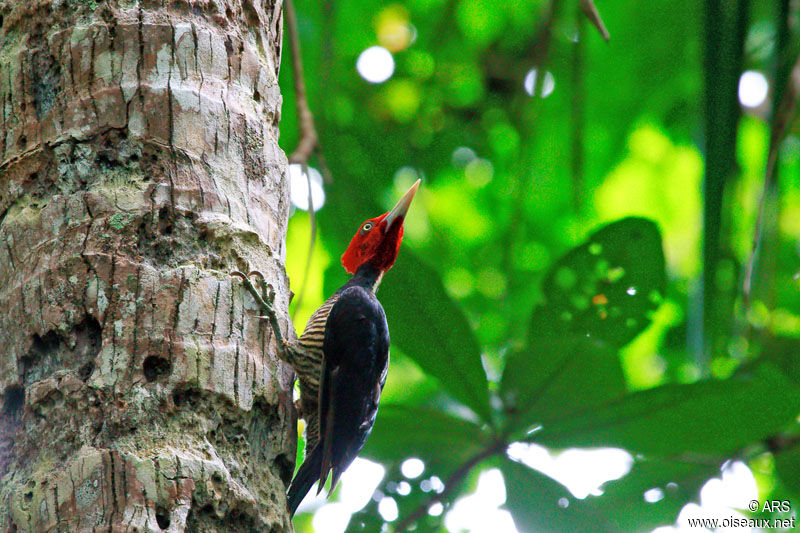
[317,285,390,493]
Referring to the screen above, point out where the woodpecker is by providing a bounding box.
[233,179,420,517]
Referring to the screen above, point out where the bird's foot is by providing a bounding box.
[231,270,276,317]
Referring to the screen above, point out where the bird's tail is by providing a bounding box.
[287,444,324,517]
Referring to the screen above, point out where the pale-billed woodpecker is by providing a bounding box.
[232,179,420,516]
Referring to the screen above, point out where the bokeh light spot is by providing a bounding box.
[289,164,325,211]
[507,443,633,499]
[524,68,555,98]
[738,70,768,108]
[340,458,385,512]
[378,497,399,521]
[445,267,476,298]
[357,46,395,83]
[396,481,411,496]
[477,267,507,299]
[406,49,435,79]
[452,146,477,167]
[401,457,425,479]
[644,487,665,503]
[312,503,350,533]
[376,5,414,52]
[465,158,494,187]
[384,80,421,122]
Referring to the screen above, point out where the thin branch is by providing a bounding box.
[741,52,800,309]
[284,0,323,170]
[698,0,749,371]
[765,433,800,455]
[526,0,561,70]
[570,6,586,213]
[394,440,506,533]
[284,0,328,327]
[291,163,318,322]
[579,0,610,41]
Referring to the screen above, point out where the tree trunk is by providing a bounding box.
[0,0,295,531]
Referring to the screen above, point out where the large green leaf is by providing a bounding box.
[530,217,666,349]
[774,440,800,497]
[382,254,491,421]
[587,457,722,532]
[502,455,721,533]
[500,337,626,436]
[324,252,492,422]
[361,404,490,475]
[502,458,605,533]
[763,336,800,386]
[534,363,800,455]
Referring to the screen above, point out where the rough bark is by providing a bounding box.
[0,0,296,531]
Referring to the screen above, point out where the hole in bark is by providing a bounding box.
[17,135,25,147]
[172,386,200,407]
[143,356,171,382]
[28,330,61,361]
[253,88,260,102]
[3,386,24,418]
[22,317,101,385]
[157,207,173,235]
[155,506,170,529]
[24,491,32,501]
[78,362,94,381]
[225,7,233,20]
[275,452,294,485]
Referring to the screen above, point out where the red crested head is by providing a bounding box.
[341,179,420,275]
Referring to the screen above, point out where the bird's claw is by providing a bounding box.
[230,269,275,316]
[230,270,248,281]
[245,271,276,305]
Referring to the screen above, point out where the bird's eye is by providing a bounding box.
[361,222,374,232]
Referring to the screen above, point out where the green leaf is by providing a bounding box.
[500,337,626,436]
[774,441,800,496]
[589,457,722,532]
[324,252,492,422]
[382,254,491,421]
[502,458,605,533]
[534,363,800,455]
[531,217,666,349]
[762,336,800,386]
[502,455,721,533]
[362,404,490,475]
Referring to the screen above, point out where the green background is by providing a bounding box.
[280,0,800,531]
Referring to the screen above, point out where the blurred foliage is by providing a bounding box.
[278,0,800,531]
